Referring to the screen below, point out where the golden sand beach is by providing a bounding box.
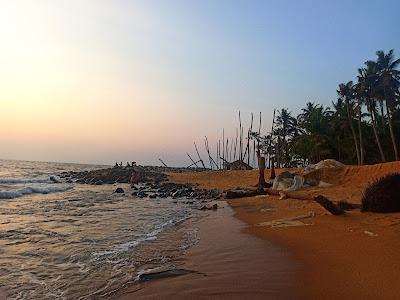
[117,162,400,299]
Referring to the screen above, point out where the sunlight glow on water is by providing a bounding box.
[0,160,200,299]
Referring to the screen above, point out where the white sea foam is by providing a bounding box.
[92,218,188,259]
[0,185,73,199]
[0,176,59,184]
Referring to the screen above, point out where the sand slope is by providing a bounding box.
[169,162,400,299]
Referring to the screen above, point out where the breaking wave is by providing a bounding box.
[0,175,61,184]
[0,185,73,199]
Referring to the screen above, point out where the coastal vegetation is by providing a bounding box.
[265,49,400,167]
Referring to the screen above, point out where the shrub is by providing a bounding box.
[361,173,400,213]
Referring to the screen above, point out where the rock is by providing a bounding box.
[149,194,157,199]
[66,179,73,183]
[95,180,103,185]
[200,203,218,210]
[114,187,125,194]
[172,190,181,198]
[49,175,61,183]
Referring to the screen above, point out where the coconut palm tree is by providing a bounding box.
[353,82,365,165]
[357,61,386,162]
[337,81,361,165]
[331,98,351,162]
[274,108,297,167]
[375,49,400,160]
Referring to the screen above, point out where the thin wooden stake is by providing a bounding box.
[194,142,206,169]
[159,158,168,167]
[186,152,199,168]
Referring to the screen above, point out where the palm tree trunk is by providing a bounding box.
[276,135,281,168]
[257,156,267,192]
[379,100,385,129]
[357,100,364,165]
[367,102,386,162]
[346,99,360,165]
[386,104,399,160]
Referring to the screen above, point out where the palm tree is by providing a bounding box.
[337,81,361,165]
[274,108,297,167]
[353,83,365,165]
[332,98,350,161]
[293,103,332,163]
[375,49,400,160]
[357,61,386,162]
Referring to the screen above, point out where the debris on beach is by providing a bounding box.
[364,230,378,237]
[223,160,253,170]
[225,188,265,199]
[256,211,315,228]
[271,159,345,192]
[314,195,346,215]
[305,159,345,171]
[137,266,198,281]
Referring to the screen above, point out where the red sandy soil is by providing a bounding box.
[167,162,400,299]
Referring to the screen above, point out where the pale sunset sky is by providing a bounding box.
[1,0,399,166]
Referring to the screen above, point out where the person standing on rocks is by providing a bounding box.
[130,170,138,186]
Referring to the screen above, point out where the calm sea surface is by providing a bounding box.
[0,159,200,299]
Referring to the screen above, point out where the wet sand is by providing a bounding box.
[115,202,299,299]
[168,162,400,299]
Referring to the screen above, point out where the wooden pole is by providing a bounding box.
[218,140,221,170]
[226,138,229,163]
[269,109,276,169]
[222,129,225,169]
[194,142,206,169]
[234,128,238,160]
[247,113,253,166]
[187,160,202,168]
[230,138,233,162]
[239,111,243,162]
[204,136,217,169]
[186,152,199,168]
[159,158,168,167]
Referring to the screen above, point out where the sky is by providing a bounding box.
[1,0,400,166]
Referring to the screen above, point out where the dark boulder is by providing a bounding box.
[114,187,125,194]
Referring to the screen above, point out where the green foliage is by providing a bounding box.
[265,49,400,166]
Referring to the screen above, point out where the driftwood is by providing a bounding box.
[266,188,312,200]
[267,189,349,216]
[225,189,266,199]
[313,195,345,215]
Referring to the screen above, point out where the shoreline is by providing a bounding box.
[165,163,400,299]
[114,201,299,299]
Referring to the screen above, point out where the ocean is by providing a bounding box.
[0,159,201,299]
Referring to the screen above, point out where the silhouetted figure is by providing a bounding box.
[130,170,137,185]
[115,162,119,167]
[127,162,131,167]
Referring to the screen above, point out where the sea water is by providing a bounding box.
[0,159,200,299]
